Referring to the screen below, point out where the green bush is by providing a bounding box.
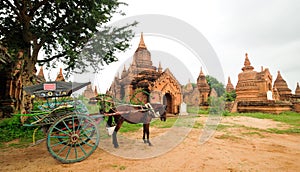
[0,116,43,144]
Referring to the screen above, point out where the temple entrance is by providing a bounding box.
[163,93,173,113]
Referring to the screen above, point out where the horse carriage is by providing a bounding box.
[18,81,166,163]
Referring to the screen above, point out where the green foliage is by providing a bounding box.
[0,0,136,74]
[130,88,150,105]
[187,106,209,114]
[223,90,236,102]
[0,116,43,145]
[208,97,225,114]
[205,75,225,97]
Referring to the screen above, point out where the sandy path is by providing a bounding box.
[1,116,300,172]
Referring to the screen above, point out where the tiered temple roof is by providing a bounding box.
[273,71,292,101]
[197,67,210,104]
[197,67,210,92]
[226,76,234,92]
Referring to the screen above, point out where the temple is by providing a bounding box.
[109,33,182,114]
[273,71,292,101]
[226,77,234,92]
[197,67,210,105]
[83,84,98,99]
[55,68,65,81]
[231,53,295,114]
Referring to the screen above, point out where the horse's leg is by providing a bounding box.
[143,124,147,144]
[112,116,124,148]
[106,116,113,127]
[143,123,152,146]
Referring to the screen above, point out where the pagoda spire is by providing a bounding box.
[55,68,65,81]
[295,82,300,96]
[37,66,46,83]
[274,70,292,101]
[242,53,254,71]
[138,32,147,49]
[158,61,162,73]
[94,86,98,96]
[226,76,234,92]
[200,67,204,76]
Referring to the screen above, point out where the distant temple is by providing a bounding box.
[225,77,234,92]
[55,68,65,81]
[235,53,273,102]
[83,84,98,99]
[273,71,292,101]
[230,53,299,113]
[197,67,210,104]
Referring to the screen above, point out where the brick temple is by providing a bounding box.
[108,33,182,114]
[108,33,221,114]
[230,53,299,113]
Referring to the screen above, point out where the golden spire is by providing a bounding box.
[138,32,147,49]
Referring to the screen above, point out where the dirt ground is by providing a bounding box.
[1,115,300,172]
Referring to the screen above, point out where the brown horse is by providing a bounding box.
[106,103,167,148]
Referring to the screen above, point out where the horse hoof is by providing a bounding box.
[143,140,147,144]
[148,143,153,146]
[114,144,119,148]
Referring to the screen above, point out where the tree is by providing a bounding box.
[223,90,236,102]
[0,0,136,114]
[205,75,225,97]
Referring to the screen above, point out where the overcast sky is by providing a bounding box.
[98,0,299,93]
[46,0,300,94]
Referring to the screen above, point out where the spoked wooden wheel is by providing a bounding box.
[46,114,99,163]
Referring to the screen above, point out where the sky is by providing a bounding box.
[46,0,300,94]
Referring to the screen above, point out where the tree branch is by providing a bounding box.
[37,52,67,63]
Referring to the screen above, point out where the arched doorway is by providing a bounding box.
[163,93,173,113]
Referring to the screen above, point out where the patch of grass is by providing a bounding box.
[111,164,118,168]
[193,121,203,129]
[216,124,232,131]
[152,118,177,128]
[119,166,126,170]
[215,134,240,141]
[110,164,126,170]
[225,111,300,127]
[187,106,209,114]
[267,128,300,134]
[0,116,44,148]
[119,123,143,133]
[242,131,265,138]
[119,118,178,133]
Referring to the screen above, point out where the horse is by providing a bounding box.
[105,103,167,148]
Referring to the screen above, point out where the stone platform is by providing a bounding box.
[237,101,292,114]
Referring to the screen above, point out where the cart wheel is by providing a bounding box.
[46,113,99,163]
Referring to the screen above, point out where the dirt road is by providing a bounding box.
[1,116,299,172]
